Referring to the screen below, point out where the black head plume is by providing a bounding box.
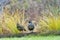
[29,21,32,23]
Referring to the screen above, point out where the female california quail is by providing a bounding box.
[17,23,26,31]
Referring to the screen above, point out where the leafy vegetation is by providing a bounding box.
[0,35,60,40]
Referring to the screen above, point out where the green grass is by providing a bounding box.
[0,35,60,40]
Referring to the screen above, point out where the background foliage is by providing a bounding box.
[0,0,60,34]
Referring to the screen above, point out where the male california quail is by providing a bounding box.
[28,21,34,32]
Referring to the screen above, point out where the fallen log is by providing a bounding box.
[0,32,38,38]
